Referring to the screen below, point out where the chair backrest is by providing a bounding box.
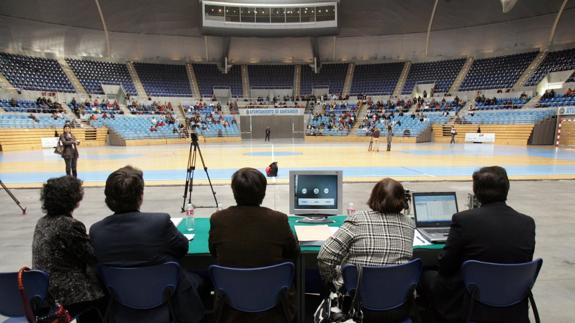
[209,262,294,313]
[462,259,543,307]
[342,259,422,311]
[0,270,49,317]
[98,262,180,310]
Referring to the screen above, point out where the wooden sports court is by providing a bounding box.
[1,139,575,188]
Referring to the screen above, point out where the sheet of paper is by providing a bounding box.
[171,217,183,227]
[413,229,432,246]
[184,234,195,240]
[295,225,335,246]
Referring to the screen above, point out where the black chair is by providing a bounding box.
[462,259,543,323]
[209,261,294,323]
[342,259,423,323]
[99,262,180,323]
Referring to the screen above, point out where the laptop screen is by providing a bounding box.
[413,193,458,226]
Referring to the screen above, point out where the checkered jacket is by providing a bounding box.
[317,210,415,286]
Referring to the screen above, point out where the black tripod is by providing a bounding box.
[181,133,219,212]
[0,180,27,215]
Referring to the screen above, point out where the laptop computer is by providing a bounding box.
[412,192,459,243]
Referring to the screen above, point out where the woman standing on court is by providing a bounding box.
[59,124,80,178]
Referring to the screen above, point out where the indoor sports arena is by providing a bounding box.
[1,0,575,322]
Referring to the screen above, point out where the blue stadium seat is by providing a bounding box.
[0,270,49,323]
[403,59,466,94]
[300,64,348,96]
[351,63,404,96]
[66,59,137,95]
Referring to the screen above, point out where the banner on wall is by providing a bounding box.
[558,107,575,115]
[239,108,303,116]
[465,133,496,143]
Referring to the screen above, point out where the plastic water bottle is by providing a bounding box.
[185,203,195,233]
[346,202,356,216]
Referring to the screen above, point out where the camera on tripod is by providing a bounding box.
[190,132,199,143]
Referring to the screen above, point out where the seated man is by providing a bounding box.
[90,166,204,323]
[209,168,299,323]
[421,166,536,322]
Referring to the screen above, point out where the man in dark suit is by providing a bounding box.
[209,167,299,323]
[90,166,204,323]
[421,166,536,322]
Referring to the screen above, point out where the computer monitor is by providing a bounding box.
[289,170,343,223]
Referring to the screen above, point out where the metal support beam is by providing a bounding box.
[94,0,110,57]
[425,0,440,57]
[547,0,570,49]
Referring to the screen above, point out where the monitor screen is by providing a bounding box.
[289,170,342,216]
[413,193,458,225]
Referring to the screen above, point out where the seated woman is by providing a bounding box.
[32,176,105,322]
[317,178,415,321]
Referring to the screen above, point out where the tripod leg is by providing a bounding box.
[0,180,27,215]
[181,140,195,212]
[194,144,219,208]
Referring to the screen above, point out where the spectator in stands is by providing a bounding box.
[9,98,17,107]
[450,126,457,144]
[90,166,205,323]
[477,126,482,133]
[32,176,106,322]
[209,168,299,323]
[318,178,414,321]
[28,113,39,123]
[59,124,80,178]
[566,88,574,97]
[419,166,536,322]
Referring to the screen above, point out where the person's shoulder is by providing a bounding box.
[260,207,289,220]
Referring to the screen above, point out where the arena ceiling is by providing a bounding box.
[0,0,573,63]
[0,0,572,37]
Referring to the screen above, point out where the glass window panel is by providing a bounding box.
[286,8,300,23]
[271,8,285,23]
[256,7,270,23]
[316,6,335,22]
[301,7,315,22]
[225,7,240,22]
[240,7,255,22]
[205,5,225,21]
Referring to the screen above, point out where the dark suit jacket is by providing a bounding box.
[433,202,536,323]
[209,206,300,323]
[90,212,204,323]
[59,133,78,159]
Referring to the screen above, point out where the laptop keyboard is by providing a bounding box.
[425,228,450,234]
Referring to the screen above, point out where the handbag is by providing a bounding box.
[17,267,73,323]
[54,140,63,156]
[314,266,364,323]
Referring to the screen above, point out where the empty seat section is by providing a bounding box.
[300,64,348,96]
[460,52,537,91]
[351,63,404,96]
[133,63,192,97]
[248,65,294,88]
[474,97,530,110]
[0,53,74,92]
[193,64,243,97]
[90,115,183,139]
[66,59,137,95]
[0,114,69,128]
[538,94,575,107]
[402,59,465,94]
[527,48,575,86]
[463,109,556,124]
